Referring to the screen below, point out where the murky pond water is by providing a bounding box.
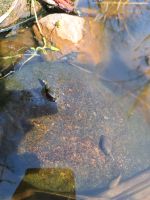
[0,1,150,200]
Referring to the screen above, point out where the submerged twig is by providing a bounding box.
[31,0,47,48]
[68,62,93,74]
[0,70,15,80]
[134,35,150,51]
[31,0,43,36]
[19,50,39,70]
[68,62,145,83]
[117,0,121,11]
[0,16,35,33]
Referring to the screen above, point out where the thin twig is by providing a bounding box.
[31,0,43,36]
[0,16,35,33]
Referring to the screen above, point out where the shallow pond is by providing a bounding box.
[0,0,150,200]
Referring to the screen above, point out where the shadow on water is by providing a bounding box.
[0,75,11,109]
[97,45,148,94]
[0,77,58,199]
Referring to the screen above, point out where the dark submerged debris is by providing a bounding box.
[0,69,15,80]
[39,79,56,102]
[99,135,114,160]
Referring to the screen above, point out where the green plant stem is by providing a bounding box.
[31,0,47,47]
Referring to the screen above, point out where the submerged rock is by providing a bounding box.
[34,13,85,44]
[33,13,105,65]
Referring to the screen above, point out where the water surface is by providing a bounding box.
[0,1,150,199]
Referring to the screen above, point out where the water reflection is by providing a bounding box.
[0,81,58,198]
[0,85,58,160]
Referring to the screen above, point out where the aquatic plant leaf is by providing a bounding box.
[55,20,61,28]
[50,45,60,52]
[30,47,36,50]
